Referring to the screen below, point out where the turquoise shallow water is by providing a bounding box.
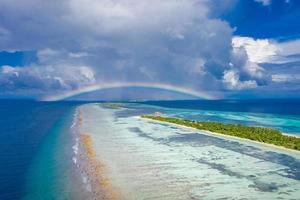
[125,103,300,135]
[22,111,74,200]
[170,110,300,135]
[79,103,300,199]
[0,100,299,199]
[21,107,92,200]
[0,101,86,200]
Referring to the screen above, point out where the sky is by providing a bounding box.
[0,0,299,100]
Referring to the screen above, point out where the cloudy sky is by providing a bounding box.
[0,0,299,100]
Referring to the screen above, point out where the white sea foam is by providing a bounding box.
[71,121,76,129]
[82,175,87,183]
[71,108,79,129]
[70,118,77,129]
[86,184,92,192]
[72,143,78,155]
[72,156,77,164]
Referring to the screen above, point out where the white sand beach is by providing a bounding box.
[74,103,300,200]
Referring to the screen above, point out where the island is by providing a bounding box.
[142,115,300,151]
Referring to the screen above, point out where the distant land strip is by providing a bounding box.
[141,115,300,151]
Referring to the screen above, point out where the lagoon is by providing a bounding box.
[76,103,300,199]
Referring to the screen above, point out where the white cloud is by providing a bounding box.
[232,36,278,63]
[272,74,300,83]
[37,48,62,63]
[68,52,89,58]
[232,36,300,89]
[191,58,206,75]
[0,0,288,98]
[65,0,208,35]
[0,64,95,91]
[232,36,300,64]
[229,42,269,88]
[244,61,265,79]
[0,0,238,97]
[276,39,300,56]
[223,70,258,90]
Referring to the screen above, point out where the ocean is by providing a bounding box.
[0,99,299,199]
[0,100,81,200]
[139,99,300,134]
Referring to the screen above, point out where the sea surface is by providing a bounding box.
[0,100,84,200]
[0,99,299,199]
[139,99,300,135]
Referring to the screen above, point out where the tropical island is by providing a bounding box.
[142,115,300,151]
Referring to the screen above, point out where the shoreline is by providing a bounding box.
[69,104,300,199]
[138,116,300,155]
[73,108,119,200]
[282,132,300,138]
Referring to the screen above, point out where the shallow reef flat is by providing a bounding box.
[141,115,300,152]
[76,103,300,200]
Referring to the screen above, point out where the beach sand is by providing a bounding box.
[72,104,300,200]
[74,110,119,200]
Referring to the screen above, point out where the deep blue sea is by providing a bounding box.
[0,100,82,200]
[0,99,299,199]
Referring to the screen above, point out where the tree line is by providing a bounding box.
[142,115,300,151]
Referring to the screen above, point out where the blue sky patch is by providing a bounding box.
[0,51,37,67]
[223,0,300,40]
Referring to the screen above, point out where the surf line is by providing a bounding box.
[76,109,119,200]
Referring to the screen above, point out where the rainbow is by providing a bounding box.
[41,82,217,101]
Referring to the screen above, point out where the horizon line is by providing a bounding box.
[40,82,219,101]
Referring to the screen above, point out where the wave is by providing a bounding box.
[70,108,79,129]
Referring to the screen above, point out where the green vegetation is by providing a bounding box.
[142,115,300,151]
